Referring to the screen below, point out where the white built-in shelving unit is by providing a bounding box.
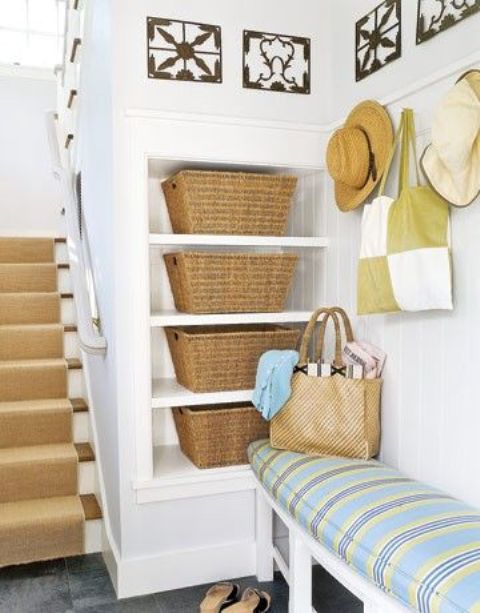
[145,155,327,500]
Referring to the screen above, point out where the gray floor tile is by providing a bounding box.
[0,555,364,613]
[312,566,362,612]
[66,553,105,575]
[154,574,289,613]
[0,574,73,613]
[74,594,159,612]
[0,558,67,583]
[67,567,117,611]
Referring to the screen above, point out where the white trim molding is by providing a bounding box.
[114,540,256,599]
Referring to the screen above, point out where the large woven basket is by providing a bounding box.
[173,403,269,468]
[162,171,297,235]
[166,324,300,392]
[164,252,298,313]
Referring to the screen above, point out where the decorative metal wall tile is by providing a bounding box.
[243,30,311,94]
[355,0,401,82]
[147,17,222,83]
[416,0,480,45]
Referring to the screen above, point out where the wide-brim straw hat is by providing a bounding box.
[421,69,480,208]
[326,100,394,212]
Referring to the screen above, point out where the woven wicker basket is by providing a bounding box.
[166,324,300,393]
[164,251,298,313]
[173,403,269,468]
[162,171,297,236]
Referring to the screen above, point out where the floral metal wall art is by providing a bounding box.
[416,0,480,44]
[243,30,311,94]
[147,17,222,83]
[355,0,402,82]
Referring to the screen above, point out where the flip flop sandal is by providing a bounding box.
[200,582,240,613]
[223,587,272,612]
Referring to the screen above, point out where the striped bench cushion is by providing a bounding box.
[249,440,480,613]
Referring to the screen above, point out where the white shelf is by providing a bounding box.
[151,310,312,327]
[150,233,328,248]
[152,378,253,408]
[133,445,255,503]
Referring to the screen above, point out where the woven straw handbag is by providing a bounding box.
[270,307,382,459]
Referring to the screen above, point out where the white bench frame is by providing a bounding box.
[254,479,412,613]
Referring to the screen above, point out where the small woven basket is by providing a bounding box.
[166,324,300,392]
[164,251,298,313]
[173,403,269,468]
[162,170,297,236]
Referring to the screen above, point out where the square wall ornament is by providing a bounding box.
[243,30,311,94]
[355,0,402,82]
[147,17,222,83]
[416,0,480,45]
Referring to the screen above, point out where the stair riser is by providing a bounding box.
[57,268,72,294]
[79,461,95,495]
[62,298,76,326]
[0,410,89,448]
[74,411,89,443]
[85,519,102,554]
[69,369,84,398]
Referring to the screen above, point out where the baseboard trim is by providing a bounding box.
[113,540,256,599]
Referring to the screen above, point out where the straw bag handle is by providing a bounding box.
[325,306,354,344]
[298,308,333,364]
[316,309,353,366]
[379,108,420,198]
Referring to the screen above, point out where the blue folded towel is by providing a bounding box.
[252,349,299,421]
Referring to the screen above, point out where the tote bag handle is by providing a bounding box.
[298,308,340,364]
[379,108,420,198]
[316,307,355,366]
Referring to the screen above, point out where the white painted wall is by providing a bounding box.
[329,0,480,120]
[76,0,122,549]
[0,73,64,236]
[116,0,333,124]
[325,2,480,508]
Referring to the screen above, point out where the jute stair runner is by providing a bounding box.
[0,399,75,448]
[0,324,65,360]
[0,237,100,567]
[0,292,61,324]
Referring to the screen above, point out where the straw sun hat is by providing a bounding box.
[326,100,394,212]
[421,69,480,208]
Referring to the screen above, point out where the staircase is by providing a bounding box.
[0,237,102,568]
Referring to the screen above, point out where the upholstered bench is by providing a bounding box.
[249,440,480,613]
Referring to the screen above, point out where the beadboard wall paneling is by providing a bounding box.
[324,80,480,508]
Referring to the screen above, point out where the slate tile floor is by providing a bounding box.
[0,553,363,612]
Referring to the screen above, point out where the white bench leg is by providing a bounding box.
[289,530,312,613]
[255,488,274,582]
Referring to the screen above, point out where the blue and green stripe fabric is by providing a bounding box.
[249,440,480,612]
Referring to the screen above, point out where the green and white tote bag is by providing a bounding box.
[358,108,453,315]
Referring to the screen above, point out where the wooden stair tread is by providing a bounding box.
[67,358,82,370]
[75,443,95,463]
[71,398,88,413]
[81,494,102,520]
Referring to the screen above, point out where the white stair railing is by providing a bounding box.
[46,110,107,355]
